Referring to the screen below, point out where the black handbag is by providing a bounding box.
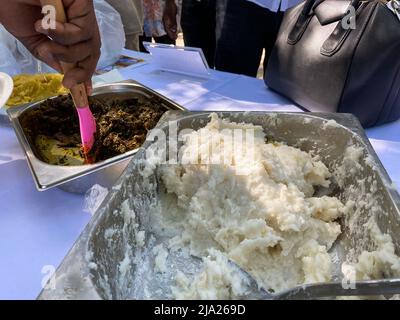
[265,0,400,127]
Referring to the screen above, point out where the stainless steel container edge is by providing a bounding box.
[7,80,186,193]
[38,111,400,300]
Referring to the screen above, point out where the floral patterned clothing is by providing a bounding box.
[143,0,182,37]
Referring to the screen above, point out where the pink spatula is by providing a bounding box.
[41,0,97,163]
[71,85,97,162]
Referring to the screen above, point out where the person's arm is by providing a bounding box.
[0,0,101,93]
[163,0,178,41]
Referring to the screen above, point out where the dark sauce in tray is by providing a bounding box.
[20,95,168,165]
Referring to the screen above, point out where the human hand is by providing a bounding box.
[0,0,101,93]
[163,0,178,41]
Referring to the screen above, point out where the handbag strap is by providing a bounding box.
[321,1,375,56]
[288,0,363,45]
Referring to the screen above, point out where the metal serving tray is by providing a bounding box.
[7,80,186,193]
[38,111,400,300]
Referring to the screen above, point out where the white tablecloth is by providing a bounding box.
[0,50,399,299]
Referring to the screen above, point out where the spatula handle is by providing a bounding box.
[40,0,89,108]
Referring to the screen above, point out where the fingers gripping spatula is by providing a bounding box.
[40,0,97,163]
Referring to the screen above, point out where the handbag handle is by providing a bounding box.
[302,0,361,15]
[288,0,363,45]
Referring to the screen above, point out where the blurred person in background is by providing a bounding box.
[106,0,144,51]
[139,0,180,52]
[215,0,302,77]
[181,0,226,68]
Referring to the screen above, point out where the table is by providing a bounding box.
[1,50,399,299]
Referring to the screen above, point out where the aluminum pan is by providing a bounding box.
[7,80,186,193]
[38,111,400,300]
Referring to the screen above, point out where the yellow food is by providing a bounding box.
[35,135,84,166]
[6,74,68,107]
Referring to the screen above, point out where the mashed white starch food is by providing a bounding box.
[171,249,252,300]
[355,219,400,280]
[155,114,348,296]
